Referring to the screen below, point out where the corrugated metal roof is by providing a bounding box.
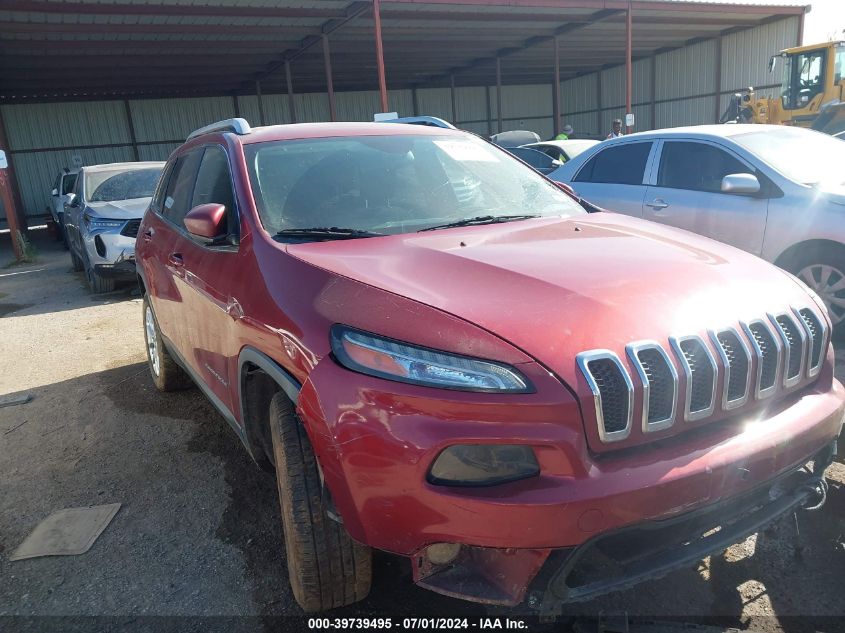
[0,0,807,101]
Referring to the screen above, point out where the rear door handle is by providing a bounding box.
[168,253,184,267]
[143,228,154,242]
[646,198,669,210]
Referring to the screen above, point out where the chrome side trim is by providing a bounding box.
[740,319,783,400]
[669,334,717,422]
[709,327,752,411]
[576,350,634,443]
[625,340,678,433]
[793,305,829,379]
[768,311,807,388]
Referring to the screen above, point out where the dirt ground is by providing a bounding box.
[1,230,844,633]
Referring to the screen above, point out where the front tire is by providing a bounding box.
[269,391,372,612]
[143,295,192,392]
[70,246,84,272]
[86,264,116,294]
[787,243,845,335]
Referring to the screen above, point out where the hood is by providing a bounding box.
[288,212,815,373]
[86,197,151,219]
[818,183,845,206]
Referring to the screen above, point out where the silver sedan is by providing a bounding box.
[550,125,845,329]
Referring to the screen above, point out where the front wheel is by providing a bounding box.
[788,243,845,335]
[269,391,372,612]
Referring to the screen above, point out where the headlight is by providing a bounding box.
[84,213,124,232]
[428,444,539,486]
[329,325,532,393]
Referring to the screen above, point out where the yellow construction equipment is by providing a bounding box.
[720,41,845,135]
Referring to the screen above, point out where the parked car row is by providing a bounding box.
[129,117,840,614]
[60,161,164,292]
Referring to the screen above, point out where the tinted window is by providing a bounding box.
[574,142,651,185]
[658,142,750,193]
[61,174,77,195]
[162,151,203,225]
[191,146,237,234]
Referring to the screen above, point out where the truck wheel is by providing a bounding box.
[787,243,845,336]
[143,295,192,392]
[269,391,372,612]
[86,264,116,294]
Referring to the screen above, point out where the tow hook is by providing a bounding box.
[799,477,828,512]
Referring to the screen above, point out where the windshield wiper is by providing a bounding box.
[274,227,385,241]
[418,214,540,232]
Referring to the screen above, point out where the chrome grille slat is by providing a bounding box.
[710,327,751,410]
[576,350,634,443]
[626,341,677,433]
[669,335,717,422]
[769,312,807,388]
[794,306,828,378]
[741,319,782,399]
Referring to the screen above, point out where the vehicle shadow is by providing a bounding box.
[0,228,137,318]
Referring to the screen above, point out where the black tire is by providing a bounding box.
[86,264,116,294]
[784,243,845,337]
[269,391,372,612]
[58,215,69,249]
[143,295,192,392]
[70,246,84,272]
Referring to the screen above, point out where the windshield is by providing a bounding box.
[86,167,162,203]
[731,128,845,187]
[244,133,585,237]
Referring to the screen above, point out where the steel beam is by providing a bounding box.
[373,0,390,113]
[450,74,457,123]
[553,35,561,137]
[323,36,337,121]
[285,61,298,124]
[625,0,633,133]
[496,57,503,134]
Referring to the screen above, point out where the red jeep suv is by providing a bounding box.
[136,118,843,613]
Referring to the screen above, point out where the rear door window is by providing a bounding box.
[657,141,751,193]
[574,142,652,185]
[162,149,203,226]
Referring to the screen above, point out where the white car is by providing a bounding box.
[50,168,79,243]
[551,125,845,329]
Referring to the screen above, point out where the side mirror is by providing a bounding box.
[184,203,226,239]
[65,193,78,207]
[51,188,59,197]
[721,173,760,195]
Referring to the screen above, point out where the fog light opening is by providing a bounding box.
[426,543,461,566]
[428,444,539,487]
[94,235,107,258]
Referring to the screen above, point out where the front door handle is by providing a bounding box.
[168,253,184,268]
[646,198,670,210]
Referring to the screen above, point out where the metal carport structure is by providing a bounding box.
[0,0,807,244]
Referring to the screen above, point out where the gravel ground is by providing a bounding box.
[1,231,843,633]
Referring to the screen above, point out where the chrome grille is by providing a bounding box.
[576,351,633,442]
[626,342,677,433]
[795,307,828,377]
[671,336,716,421]
[742,320,781,398]
[770,312,807,387]
[711,328,751,409]
[579,305,823,445]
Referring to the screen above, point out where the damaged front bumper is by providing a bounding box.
[412,440,837,611]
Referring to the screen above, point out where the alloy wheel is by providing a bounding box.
[798,263,845,326]
[145,305,160,376]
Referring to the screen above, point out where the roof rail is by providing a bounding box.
[187,118,252,141]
